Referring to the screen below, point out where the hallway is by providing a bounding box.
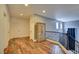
[0,4,79,54]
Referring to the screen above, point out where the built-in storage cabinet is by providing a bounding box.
[35,23,46,41]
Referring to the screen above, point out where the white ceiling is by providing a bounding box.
[8,4,79,22]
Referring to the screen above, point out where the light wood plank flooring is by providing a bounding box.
[4,37,54,54]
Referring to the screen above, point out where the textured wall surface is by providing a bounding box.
[0,5,10,53]
[10,17,30,39]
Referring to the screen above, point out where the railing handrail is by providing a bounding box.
[67,34,79,44]
[46,31,79,44]
[45,31,66,34]
[47,39,68,54]
[46,30,79,53]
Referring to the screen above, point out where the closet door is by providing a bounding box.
[35,23,46,41]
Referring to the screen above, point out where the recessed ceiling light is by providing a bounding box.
[24,4,28,6]
[42,10,46,13]
[20,13,23,16]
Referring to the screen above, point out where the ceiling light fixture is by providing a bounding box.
[20,13,23,16]
[42,10,46,13]
[24,4,28,6]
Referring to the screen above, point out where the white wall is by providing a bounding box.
[30,14,64,41]
[64,21,79,33]
[76,28,79,42]
[10,17,30,39]
[30,15,45,41]
[0,5,10,53]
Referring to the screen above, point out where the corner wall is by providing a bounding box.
[0,5,10,53]
[30,14,64,41]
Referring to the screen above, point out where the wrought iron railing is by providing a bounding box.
[45,31,79,54]
[67,34,79,54]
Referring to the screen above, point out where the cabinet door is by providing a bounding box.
[35,23,46,41]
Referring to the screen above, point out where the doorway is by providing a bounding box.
[67,28,75,50]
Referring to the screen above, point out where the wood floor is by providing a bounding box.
[4,37,54,54]
[25,40,53,54]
